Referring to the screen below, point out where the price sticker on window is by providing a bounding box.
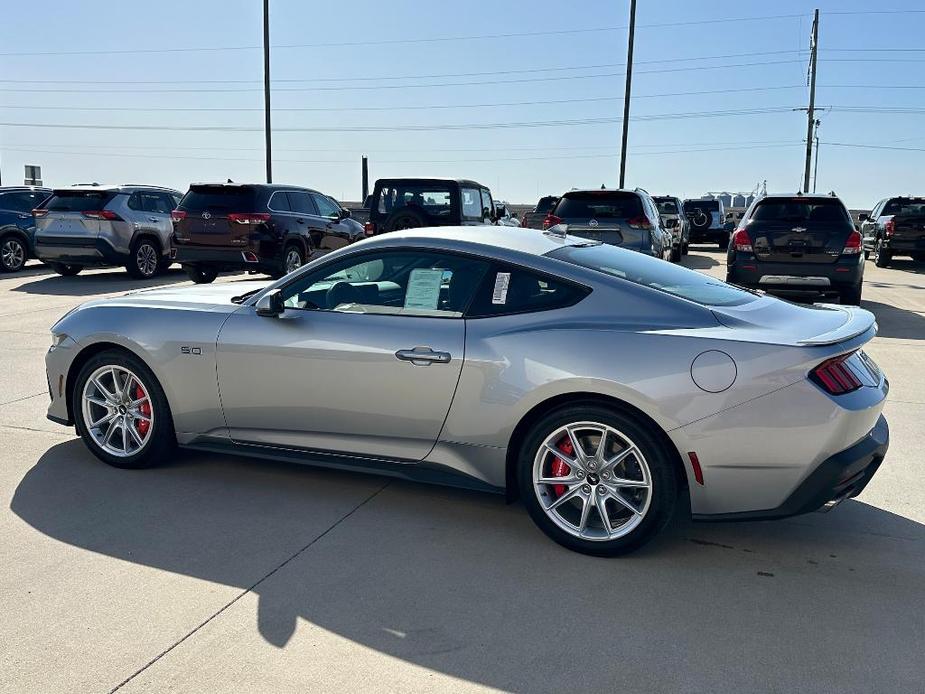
[405,268,444,310]
[492,272,511,304]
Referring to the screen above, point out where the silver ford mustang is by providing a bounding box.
[45,227,889,555]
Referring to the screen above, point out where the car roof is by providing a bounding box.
[563,189,640,196]
[375,177,487,188]
[188,182,322,194]
[761,193,844,201]
[0,186,51,193]
[54,184,180,194]
[357,225,590,258]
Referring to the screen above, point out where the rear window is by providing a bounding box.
[684,200,719,212]
[883,198,925,216]
[179,186,257,212]
[750,198,850,225]
[376,184,453,219]
[535,196,558,213]
[46,191,116,212]
[653,198,679,214]
[548,243,756,307]
[554,192,643,219]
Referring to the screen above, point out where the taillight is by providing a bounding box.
[542,214,562,230]
[884,219,895,238]
[228,212,271,225]
[810,351,862,395]
[32,208,48,218]
[363,221,376,236]
[626,215,653,230]
[82,210,122,221]
[171,210,187,222]
[732,228,752,252]
[842,229,863,255]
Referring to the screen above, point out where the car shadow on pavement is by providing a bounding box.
[861,300,925,340]
[11,268,255,297]
[680,252,721,270]
[10,440,925,691]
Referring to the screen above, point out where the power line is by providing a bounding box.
[827,142,925,153]
[0,13,807,58]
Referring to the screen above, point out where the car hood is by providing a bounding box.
[78,280,271,313]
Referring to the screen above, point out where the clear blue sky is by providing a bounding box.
[1,0,924,207]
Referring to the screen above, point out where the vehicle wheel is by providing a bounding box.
[517,404,678,556]
[863,250,870,260]
[718,232,730,249]
[912,252,925,263]
[669,244,681,263]
[384,208,426,232]
[0,235,27,273]
[873,238,892,268]
[183,264,218,284]
[127,238,161,279]
[839,283,863,305]
[278,242,305,277]
[48,262,82,276]
[72,349,176,469]
[681,241,689,256]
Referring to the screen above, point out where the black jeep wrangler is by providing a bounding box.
[364,178,496,234]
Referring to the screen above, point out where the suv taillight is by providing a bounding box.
[810,351,862,395]
[626,215,653,230]
[732,228,752,252]
[842,229,863,255]
[543,214,562,230]
[884,219,895,237]
[228,212,271,225]
[171,210,187,222]
[32,208,48,218]
[82,210,122,221]
[363,221,376,236]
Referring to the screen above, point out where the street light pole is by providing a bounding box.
[802,8,819,193]
[618,0,637,189]
[263,0,272,184]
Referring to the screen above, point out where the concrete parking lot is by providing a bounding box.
[1,249,923,693]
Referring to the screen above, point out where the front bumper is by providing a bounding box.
[45,336,79,426]
[694,415,889,521]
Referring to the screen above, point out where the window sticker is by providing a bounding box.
[404,268,444,310]
[492,272,511,304]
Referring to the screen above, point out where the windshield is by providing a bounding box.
[548,243,757,307]
[554,192,643,219]
[654,198,679,214]
[750,198,850,224]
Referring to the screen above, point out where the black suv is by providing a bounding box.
[726,193,864,304]
[0,186,51,272]
[859,196,925,267]
[171,183,365,283]
[364,178,495,234]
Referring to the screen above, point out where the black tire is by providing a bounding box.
[384,208,427,232]
[681,241,689,256]
[517,403,679,556]
[717,231,730,249]
[0,234,27,273]
[912,252,925,263]
[273,242,305,279]
[183,264,218,284]
[72,349,176,469]
[839,283,863,305]
[669,244,681,263]
[873,238,892,268]
[48,262,82,277]
[126,238,162,279]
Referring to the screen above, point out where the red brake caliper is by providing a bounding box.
[135,384,151,436]
[550,436,574,498]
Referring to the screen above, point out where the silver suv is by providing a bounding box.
[34,184,181,278]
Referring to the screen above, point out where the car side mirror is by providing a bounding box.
[255,288,285,317]
[341,208,351,219]
[858,213,869,222]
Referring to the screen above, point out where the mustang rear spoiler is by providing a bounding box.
[797,305,877,346]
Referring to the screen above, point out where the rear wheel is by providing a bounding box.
[48,262,82,277]
[669,244,681,263]
[384,209,426,232]
[839,283,863,305]
[183,264,218,284]
[0,235,27,273]
[873,237,892,268]
[127,238,162,279]
[275,242,305,278]
[681,241,689,256]
[717,232,730,249]
[518,404,678,556]
[912,252,925,263]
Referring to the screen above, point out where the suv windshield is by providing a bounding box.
[179,186,257,212]
[548,243,756,307]
[555,192,643,219]
[653,198,679,214]
[750,198,850,224]
[46,191,115,212]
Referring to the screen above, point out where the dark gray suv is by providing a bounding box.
[34,184,181,278]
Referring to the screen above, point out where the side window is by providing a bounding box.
[311,193,341,218]
[1,192,46,212]
[127,193,143,211]
[287,191,316,214]
[280,251,489,318]
[466,264,589,318]
[881,199,899,216]
[268,191,291,212]
[146,193,174,214]
[480,189,493,220]
[460,188,482,220]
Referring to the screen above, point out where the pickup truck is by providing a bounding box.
[520,195,559,229]
[859,196,925,267]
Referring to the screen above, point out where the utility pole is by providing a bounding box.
[262,0,272,184]
[802,8,819,193]
[361,156,369,201]
[618,0,637,189]
[812,119,821,193]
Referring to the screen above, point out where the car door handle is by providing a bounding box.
[395,347,451,365]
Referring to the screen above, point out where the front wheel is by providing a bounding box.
[0,235,27,272]
[72,349,176,469]
[183,264,218,284]
[518,404,678,556]
[48,262,82,276]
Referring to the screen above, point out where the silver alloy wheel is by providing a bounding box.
[136,243,159,277]
[533,421,653,541]
[81,365,154,458]
[1,238,25,271]
[285,247,302,274]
